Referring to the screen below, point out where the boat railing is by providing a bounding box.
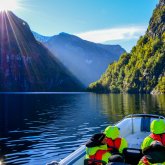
[125,114,165,119]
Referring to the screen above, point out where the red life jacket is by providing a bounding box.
[89,150,108,164]
[106,137,121,151]
[149,133,165,145]
[141,156,150,165]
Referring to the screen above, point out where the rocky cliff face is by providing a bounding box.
[0,11,83,91]
[88,0,165,94]
[147,0,165,38]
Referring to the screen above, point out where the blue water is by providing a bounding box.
[0,93,165,165]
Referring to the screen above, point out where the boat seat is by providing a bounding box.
[141,117,151,132]
[107,163,129,165]
[125,132,150,148]
[123,148,143,165]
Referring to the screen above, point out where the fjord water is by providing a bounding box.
[0,93,165,165]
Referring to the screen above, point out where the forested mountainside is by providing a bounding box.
[88,0,165,94]
[0,11,83,91]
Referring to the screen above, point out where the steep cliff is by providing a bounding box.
[88,0,165,94]
[0,11,83,91]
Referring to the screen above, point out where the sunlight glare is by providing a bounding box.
[0,0,18,11]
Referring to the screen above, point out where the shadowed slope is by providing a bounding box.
[0,11,84,91]
[35,32,125,86]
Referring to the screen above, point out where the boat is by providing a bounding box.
[47,114,165,165]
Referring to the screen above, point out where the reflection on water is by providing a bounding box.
[89,94,165,121]
[0,93,165,165]
[98,94,165,119]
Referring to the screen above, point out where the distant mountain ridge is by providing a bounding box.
[0,11,83,91]
[32,31,51,43]
[88,0,165,94]
[34,32,125,86]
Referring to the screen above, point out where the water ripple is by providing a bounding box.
[0,93,165,165]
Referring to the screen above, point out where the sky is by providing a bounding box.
[13,0,159,52]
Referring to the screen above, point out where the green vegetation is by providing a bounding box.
[153,76,165,93]
[88,2,165,94]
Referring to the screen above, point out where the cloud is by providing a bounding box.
[76,26,146,43]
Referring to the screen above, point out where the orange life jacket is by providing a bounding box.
[149,133,165,145]
[106,137,121,151]
[89,150,108,164]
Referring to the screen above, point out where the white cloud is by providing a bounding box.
[76,26,146,43]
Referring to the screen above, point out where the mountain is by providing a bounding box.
[35,32,125,86]
[0,11,83,92]
[32,31,51,43]
[88,0,165,94]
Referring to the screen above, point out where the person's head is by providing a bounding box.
[86,133,106,147]
[150,119,165,134]
[104,126,120,140]
[143,140,165,163]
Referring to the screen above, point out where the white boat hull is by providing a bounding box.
[47,114,165,165]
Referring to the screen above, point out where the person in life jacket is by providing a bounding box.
[138,119,165,165]
[104,126,128,155]
[85,133,111,164]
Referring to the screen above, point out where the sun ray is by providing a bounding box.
[2,11,45,86]
[5,12,34,82]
